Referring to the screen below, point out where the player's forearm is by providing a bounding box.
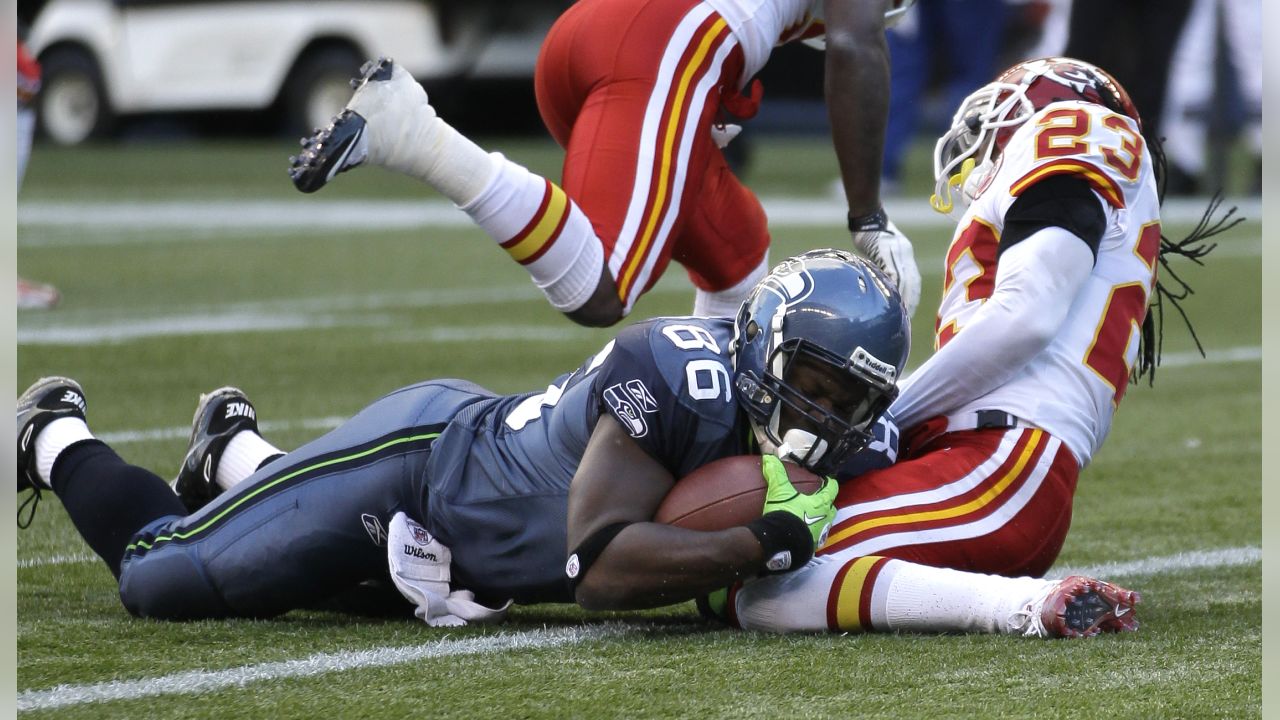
[824,11,889,216]
[573,523,764,610]
[891,229,1094,429]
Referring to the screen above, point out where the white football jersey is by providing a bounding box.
[703,0,820,80]
[935,100,1162,467]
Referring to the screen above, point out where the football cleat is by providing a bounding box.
[289,56,432,193]
[16,376,87,527]
[289,108,369,193]
[1011,575,1141,638]
[171,387,259,514]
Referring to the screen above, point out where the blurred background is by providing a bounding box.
[17,0,1261,196]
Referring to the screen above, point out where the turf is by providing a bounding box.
[16,138,1261,718]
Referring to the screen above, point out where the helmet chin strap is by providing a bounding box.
[776,428,828,467]
[752,405,830,468]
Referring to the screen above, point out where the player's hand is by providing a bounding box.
[849,208,922,318]
[760,455,838,548]
[387,512,512,626]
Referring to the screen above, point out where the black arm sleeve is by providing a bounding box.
[999,174,1107,261]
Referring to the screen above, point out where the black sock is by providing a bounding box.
[51,440,188,578]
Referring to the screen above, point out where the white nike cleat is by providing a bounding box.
[289,56,437,193]
[1010,575,1142,638]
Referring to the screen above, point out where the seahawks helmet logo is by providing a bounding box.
[759,260,816,309]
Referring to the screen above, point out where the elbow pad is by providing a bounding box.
[565,521,632,593]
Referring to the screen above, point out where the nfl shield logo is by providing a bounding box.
[411,525,431,545]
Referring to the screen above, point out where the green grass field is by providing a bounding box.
[17,139,1261,718]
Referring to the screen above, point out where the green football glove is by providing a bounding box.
[760,454,838,548]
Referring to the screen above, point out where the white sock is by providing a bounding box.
[35,417,95,487]
[386,117,496,206]
[692,255,769,317]
[216,431,284,491]
[879,560,1054,635]
[352,64,497,205]
[463,158,605,312]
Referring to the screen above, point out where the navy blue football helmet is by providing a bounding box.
[731,249,911,475]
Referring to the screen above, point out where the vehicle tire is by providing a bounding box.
[37,46,114,145]
[281,46,365,136]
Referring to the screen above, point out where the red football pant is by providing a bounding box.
[535,0,770,311]
[821,427,1080,578]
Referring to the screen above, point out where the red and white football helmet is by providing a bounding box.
[930,57,1140,216]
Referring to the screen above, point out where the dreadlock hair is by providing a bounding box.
[1130,132,1243,388]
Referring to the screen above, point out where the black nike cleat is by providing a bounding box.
[16,377,87,527]
[171,387,260,514]
[288,57,397,193]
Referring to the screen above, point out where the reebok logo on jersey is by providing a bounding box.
[625,380,657,413]
[224,401,255,422]
[604,384,648,438]
[362,514,387,546]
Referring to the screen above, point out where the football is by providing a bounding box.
[654,455,824,531]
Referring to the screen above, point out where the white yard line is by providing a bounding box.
[1048,545,1261,579]
[17,552,99,569]
[17,197,1261,233]
[54,342,1252,447]
[1157,345,1262,367]
[15,625,633,713]
[15,545,1261,711]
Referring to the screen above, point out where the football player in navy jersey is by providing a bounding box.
[19,248,1144,636]
[17,250,909,622]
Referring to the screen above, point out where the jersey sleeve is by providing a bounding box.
[593,320,742,477]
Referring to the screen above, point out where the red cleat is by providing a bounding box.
[1013,575,1141,638]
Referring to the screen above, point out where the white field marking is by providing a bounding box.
[1156,345,1262,368]
[16,197,1261,233]
[13,546,1261,709]
[17,316,606,346]
[44,341,1265,447]
[17,552,98,569]
[96,416,347,446]
[1047,545,1261,579]
[15,625,636,712]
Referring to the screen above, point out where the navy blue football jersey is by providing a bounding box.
[420,317,755,604]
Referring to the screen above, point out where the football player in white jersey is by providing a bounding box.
[722,57,1232,635]
[290,0,921,327]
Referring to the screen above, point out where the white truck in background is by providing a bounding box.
[27,0,563,145]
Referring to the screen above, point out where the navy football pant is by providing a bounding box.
[103,381,485,620]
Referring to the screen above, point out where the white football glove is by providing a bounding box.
[849,208,922,319]
[387,512,511,627]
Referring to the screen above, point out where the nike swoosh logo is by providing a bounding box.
[803,513,826,526]
[1114,604,1130,617]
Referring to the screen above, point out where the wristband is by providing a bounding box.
[746,511,815,574]
[847,206,888,234]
